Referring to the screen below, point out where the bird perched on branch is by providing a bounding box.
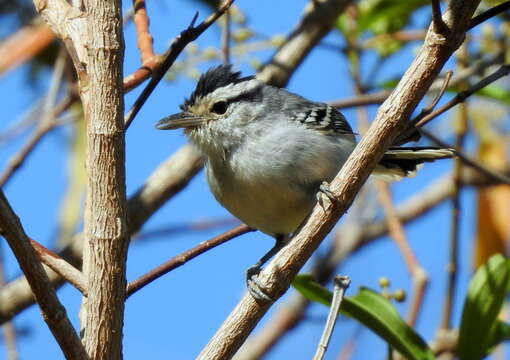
[156,65,453,301]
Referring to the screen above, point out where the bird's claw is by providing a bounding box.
[246,265,273,303]
[317,181,336,210]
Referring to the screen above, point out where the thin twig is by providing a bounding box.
[419,128,510,185]
[469,1,510,29]
[133,0,155,64]
[0,243,18,360]
[0,46,73,189]
[313,275,350,360]
[395,70,452,145]
[221,7,231,64]
[0,191,88,360]
[133,217,239,242]
[29,239,87,296]
[124,0,235,129]
[415,64,510,129]
[328,91,391,109]
[441,44,469,330]
[375,181,428,326]
[0,94,75,188]
[126,224,253,297]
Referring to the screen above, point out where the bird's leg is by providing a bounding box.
[317,181,336,210]
[246,234,288,302]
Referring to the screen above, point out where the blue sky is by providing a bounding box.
[0,1,481,359]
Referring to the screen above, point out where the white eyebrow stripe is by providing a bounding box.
[208,79,263,101]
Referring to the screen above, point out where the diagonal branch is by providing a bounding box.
[198,1,482,358]
[126,224,253,297]
[124,0,235,128]
[0,144,203,324]
[0,191,88,360]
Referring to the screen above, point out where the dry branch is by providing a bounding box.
[257,0,355,87]
[235,166,501,359]
[127,224,253,297]
[198,1,482,358]
[0,191,88,360]
[0,144,203,324]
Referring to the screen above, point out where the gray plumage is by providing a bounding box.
[157,65,453,238]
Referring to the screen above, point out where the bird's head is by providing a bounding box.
[156,65,265,154]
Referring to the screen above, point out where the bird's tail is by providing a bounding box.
[374,146,454,180]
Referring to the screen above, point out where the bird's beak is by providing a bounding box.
[156,112,206,130]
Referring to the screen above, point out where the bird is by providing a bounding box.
[156,65,453,301]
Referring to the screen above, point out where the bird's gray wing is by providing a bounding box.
[291,104,355,135]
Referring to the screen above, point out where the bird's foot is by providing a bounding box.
[246,265,273,303]
[317,181,336,210]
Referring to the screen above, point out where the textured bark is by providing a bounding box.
[0,192,88,360]
[198,1,482,359]
[78,0,128,358]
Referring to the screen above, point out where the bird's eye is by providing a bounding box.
[211,101,228,115]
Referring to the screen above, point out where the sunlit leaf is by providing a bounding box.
[458,254,510,360]
[292,275,434,360]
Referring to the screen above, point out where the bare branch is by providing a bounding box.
[127,225,253,297]
[328,91,391,109]
[0,243,18,360]
[0,144,203,324]
[197,1,482,358]
[257,0,355,87]
[0,53,71,188]
[235,166,503,359]
[133,0,155,64]
[0,191,88,359]
[375,181,428,327]
[441,44,470,330]
[469,1,510,29]
[124,0,236,129]
[313,275,350,360]
[431,0,449,36]
[419,128,510,185]
[221,8,231,64]
[29,239,87,296]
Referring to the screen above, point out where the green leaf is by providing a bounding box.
[458,254,510,360]
[292,275,434,360]
[485,321,510,356]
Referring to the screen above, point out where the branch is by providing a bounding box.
[76,0,129,356]
[132,0,155,64]
[313,275,350,360]
[0,191,88,359]
[127,225,253,297]
[0,144,203,324]
[29,239,87,295]
[431,0,449,36]
[124,0,235,129]
[0,243,18,359]
[198,1,482,358]
[375,181,428,327]
[257,0,355,87]
[419,128,510,185]
[469,1,510,29]
[235,165,503,359]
